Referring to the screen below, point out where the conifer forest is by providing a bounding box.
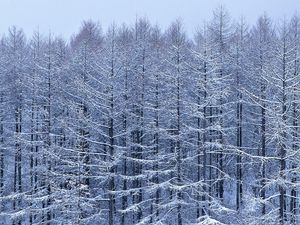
[1,6,300,225]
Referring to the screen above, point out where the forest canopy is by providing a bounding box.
[0,7,299,225]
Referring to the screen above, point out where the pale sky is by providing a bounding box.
[0,0,299,39]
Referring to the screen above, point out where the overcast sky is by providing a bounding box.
[0,0,299,39]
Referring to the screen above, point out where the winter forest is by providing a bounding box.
[1,5,300,225]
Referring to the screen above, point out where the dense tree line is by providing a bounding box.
[0,7,300,225]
